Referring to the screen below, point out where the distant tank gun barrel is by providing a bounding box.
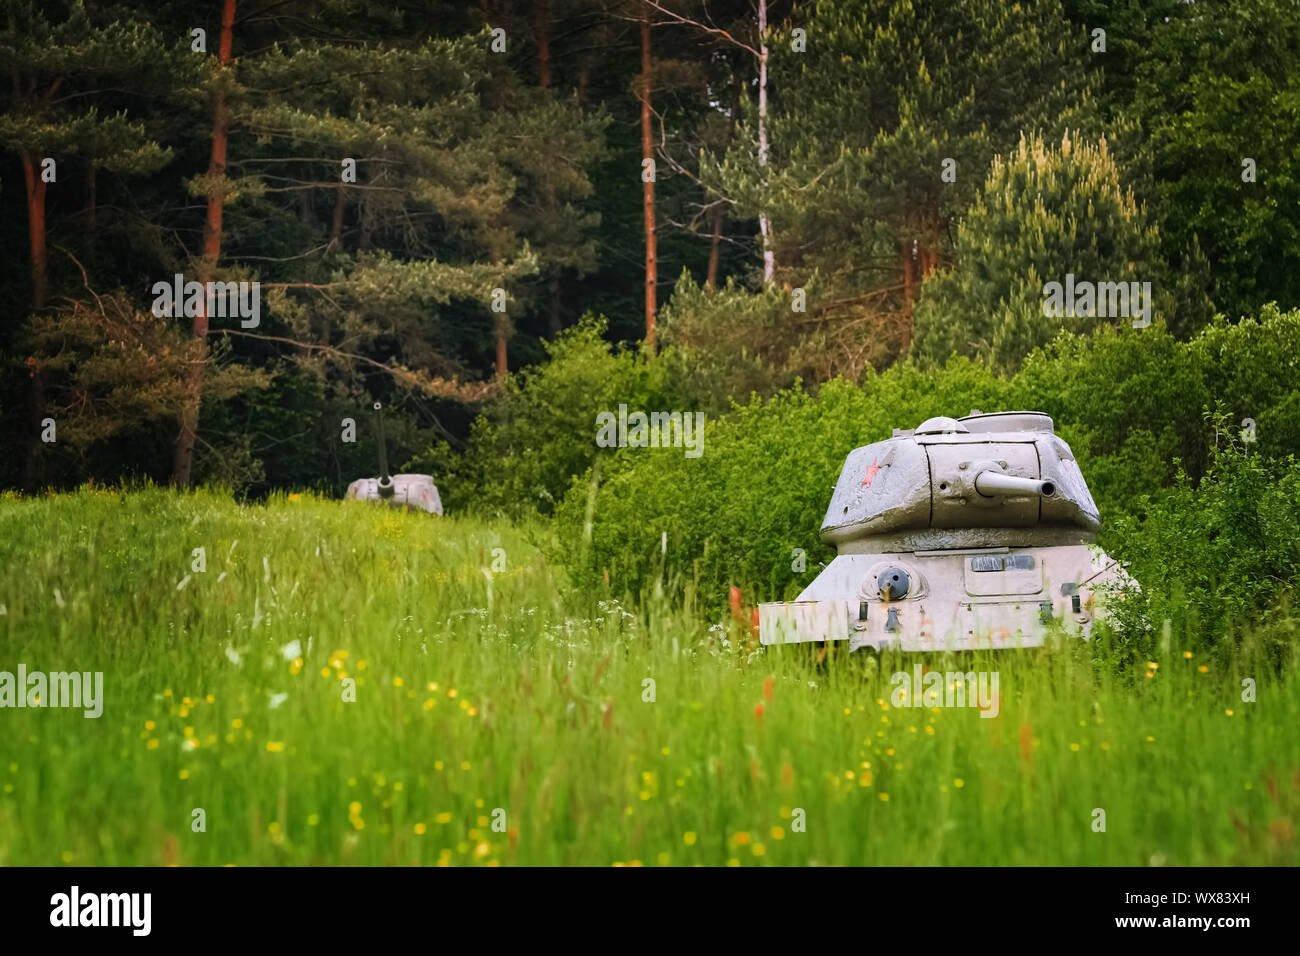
[974,470,1055,498]
[373,401,394,499]
[344,402,443,515]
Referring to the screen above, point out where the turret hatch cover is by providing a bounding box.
[915,416,970,435]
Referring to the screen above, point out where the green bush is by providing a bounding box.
[425,315,668,517]
[1006,304,1300,518]
[550,305,1300,619]
[552,359,1011,612]
[1188,303,1300,461]
[657,272,805,415]
[1100,431,1300,665]
[912,132,1171,373]
[1009,323,1208,517]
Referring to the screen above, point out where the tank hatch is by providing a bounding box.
[915,416,970,435]
[959,410,1054,434]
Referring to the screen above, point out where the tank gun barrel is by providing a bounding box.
[373,401,394,499]
[974,470,1055,499]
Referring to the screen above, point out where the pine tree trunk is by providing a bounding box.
[331,184,346,244]
[706,206,723,292]
[548,274,562,337]
[900,239,915,300]
[20,151,48,309]
[83,79,98,269]
[534,0,551,90]
[358,159,376,250]
[495,328,508,382]
[641,15,657,351]
[900,237,915,351]
[172,0,236,487]
[85,162,97,268]
[19,151,49,490]
[536,0,560,337]
[707,71,742,293]
[18,77,63,487]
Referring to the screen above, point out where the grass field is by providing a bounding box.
[1,487,1297,866]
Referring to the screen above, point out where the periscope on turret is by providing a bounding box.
[759,411,1126,652]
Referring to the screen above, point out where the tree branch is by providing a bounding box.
[210,329,500,403]
[635,1,760,58]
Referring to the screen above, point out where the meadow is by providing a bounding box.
[0,487,1296,866]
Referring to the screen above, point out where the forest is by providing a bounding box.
[1,0,1295,502]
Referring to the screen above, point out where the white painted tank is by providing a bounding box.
[759,411,1128,652]
[344,402,443,515]
[345,474,443,515]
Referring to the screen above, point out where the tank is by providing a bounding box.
[758,410,1125,652]
[344,402,443,515]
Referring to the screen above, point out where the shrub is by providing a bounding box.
[657,272,805,415]
[428,315,668,517]
[1010,323,1207,517]
[550,305,1300,618]
[552,359,1011,613]
[1099,430,1300,666]
[1188,304,1300,461]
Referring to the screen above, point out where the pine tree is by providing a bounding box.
[911,132,1167,372]
[172,0,235,487]
[0,0,179,308]
[1132,0,1300,321]
[0,0,185,487]
[707,0,1100,374]
[162,2,606,483]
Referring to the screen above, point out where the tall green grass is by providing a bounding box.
[0,487,1296,865]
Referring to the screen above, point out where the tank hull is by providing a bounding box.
[759,543,1124,652]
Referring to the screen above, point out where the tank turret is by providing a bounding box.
[344,402,444,515]
[759,411,1125,652]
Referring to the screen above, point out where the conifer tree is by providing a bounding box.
[0,0,178,308]
[706,0,1099,374]
[1132,0,1300,319]
[0,0,185,487]
[911,132,1168,373]
[163,1,605,483]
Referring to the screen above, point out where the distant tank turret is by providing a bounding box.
[344,402,443,515]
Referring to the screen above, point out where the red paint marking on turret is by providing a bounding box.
[861,458,881,487]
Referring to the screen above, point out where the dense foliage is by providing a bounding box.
[534,308,1300,649]
[912,132,1172,372]
[3,0,1298,663]
[420,316,669,516]
[3,0,1297,497]
[1102,438,1300,665]
[4,1,1299,874]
